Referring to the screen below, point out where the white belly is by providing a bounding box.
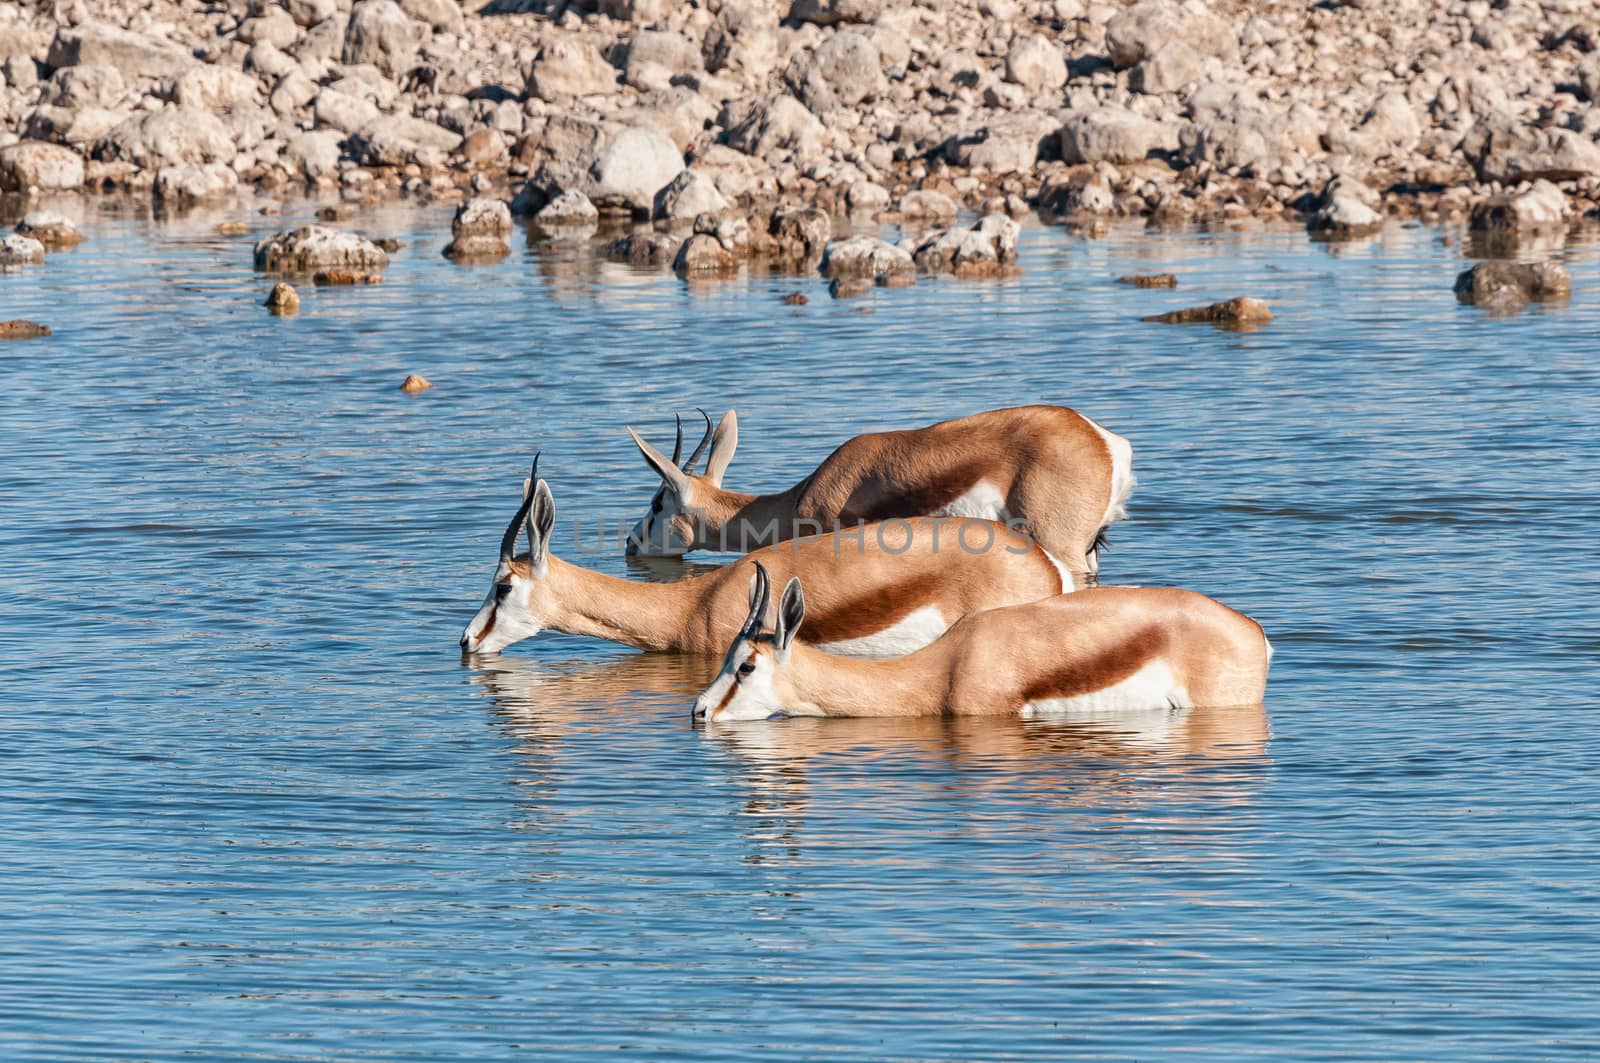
[930,480,1008,521]
[817,605,948,659]
[1020,659,1189,717]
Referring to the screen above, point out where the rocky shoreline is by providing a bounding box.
[2,0,1600,237]
[3,0,1596,313]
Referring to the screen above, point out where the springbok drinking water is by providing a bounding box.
[461,460,1075,657]
[693,563,1271,723]
[627,405,1133,575]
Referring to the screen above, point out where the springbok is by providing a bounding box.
[626,405,1134,575]
[461,460,1074,657]
[694,563,1271,722]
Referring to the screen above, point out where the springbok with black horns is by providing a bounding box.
[627,405,1134,577]
[694,564,1271,723]
[461,459,1075,657]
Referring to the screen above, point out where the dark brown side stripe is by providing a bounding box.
[836,461,991,523]
[800,578,937,644]
[1017,626,1169,703]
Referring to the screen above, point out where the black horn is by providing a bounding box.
[739,562,772,643]
[681,408,713,474]
[498,453,539,561]
[670,414,684,468]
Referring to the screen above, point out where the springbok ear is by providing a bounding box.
[704,409,739,487]
[628,427,691,495]
[527,479,556,575]
[774,576,805,659]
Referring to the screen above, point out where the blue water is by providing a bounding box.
[2,200,1598,1060]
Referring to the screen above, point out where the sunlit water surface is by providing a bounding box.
[2,200,1598,1061]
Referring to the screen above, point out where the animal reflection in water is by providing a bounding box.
[469,651,710,731]
[468,652,1269,818]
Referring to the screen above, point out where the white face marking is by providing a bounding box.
[1020,659,1189,717]
[816,605,949,658]
[694,648,788,722]
[629,485,693,556]
[459,567,546,653]
[930,480,1008,521]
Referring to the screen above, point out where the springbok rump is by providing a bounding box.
[627,404,1134,575]
[461,460,1074,657]
[693,563,1272,723]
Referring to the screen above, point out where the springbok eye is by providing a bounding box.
[737,660,756,677]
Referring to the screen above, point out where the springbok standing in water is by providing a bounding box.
[461,460,1075,657]
[627,405,1134,577]
[693,563,1271,723]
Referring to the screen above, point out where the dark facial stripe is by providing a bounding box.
[712,650,754,716]
[473,607,498,646]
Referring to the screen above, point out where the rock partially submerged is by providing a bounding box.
[265,282,300,314]
[0,141,85,193]
[0,235,47,268]
[154,162,239,204]
[673,233,738,276]
[819,236,913,279]
[399,373,433,393]
[911,215,1021,278]
[532,190,600,227]
[444,197,512,260]
[1453,262,1571,312]
[1,320,53,340]
[765,208,831,263]
[1307,178,1383,240]
[1469,181,1569,237]
[1118,273,1177,288]
[15,212,84,248]
[254,226,389,273]
[1144,297,1273,327]
[603,231,680,268]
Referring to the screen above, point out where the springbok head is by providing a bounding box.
[626,408,738,556]
[693,562,806,723]
[460,457,559,655]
